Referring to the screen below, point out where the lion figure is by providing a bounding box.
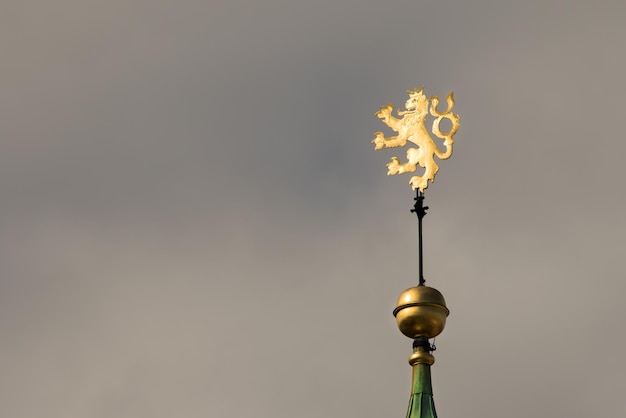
[372,87,460,191]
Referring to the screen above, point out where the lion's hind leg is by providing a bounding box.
[387,147,420,175]
[409,176,428,191]
[409,158,439,191]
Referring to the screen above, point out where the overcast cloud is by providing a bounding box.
[1,1,625,417]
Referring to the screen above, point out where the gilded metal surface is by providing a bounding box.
[372,87,460,191]
[394,286,449,339]
[409,346,435,366]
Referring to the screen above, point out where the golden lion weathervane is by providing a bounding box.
[372,87,460,191]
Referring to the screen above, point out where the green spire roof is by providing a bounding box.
[406,362,437,418]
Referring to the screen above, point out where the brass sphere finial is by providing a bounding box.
[393,285,449,339]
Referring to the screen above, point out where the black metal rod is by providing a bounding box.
[418,207,424,285]
[410,189,428,286]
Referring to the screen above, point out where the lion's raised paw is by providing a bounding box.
[372,132,385,150]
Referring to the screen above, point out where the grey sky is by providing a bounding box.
[1,1,625,417]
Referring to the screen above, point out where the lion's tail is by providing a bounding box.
[430,93,460,161]
[434,141,454,160]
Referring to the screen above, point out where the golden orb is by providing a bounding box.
[393,285,449,339]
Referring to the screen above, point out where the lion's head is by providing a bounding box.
[405,87,429,118]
